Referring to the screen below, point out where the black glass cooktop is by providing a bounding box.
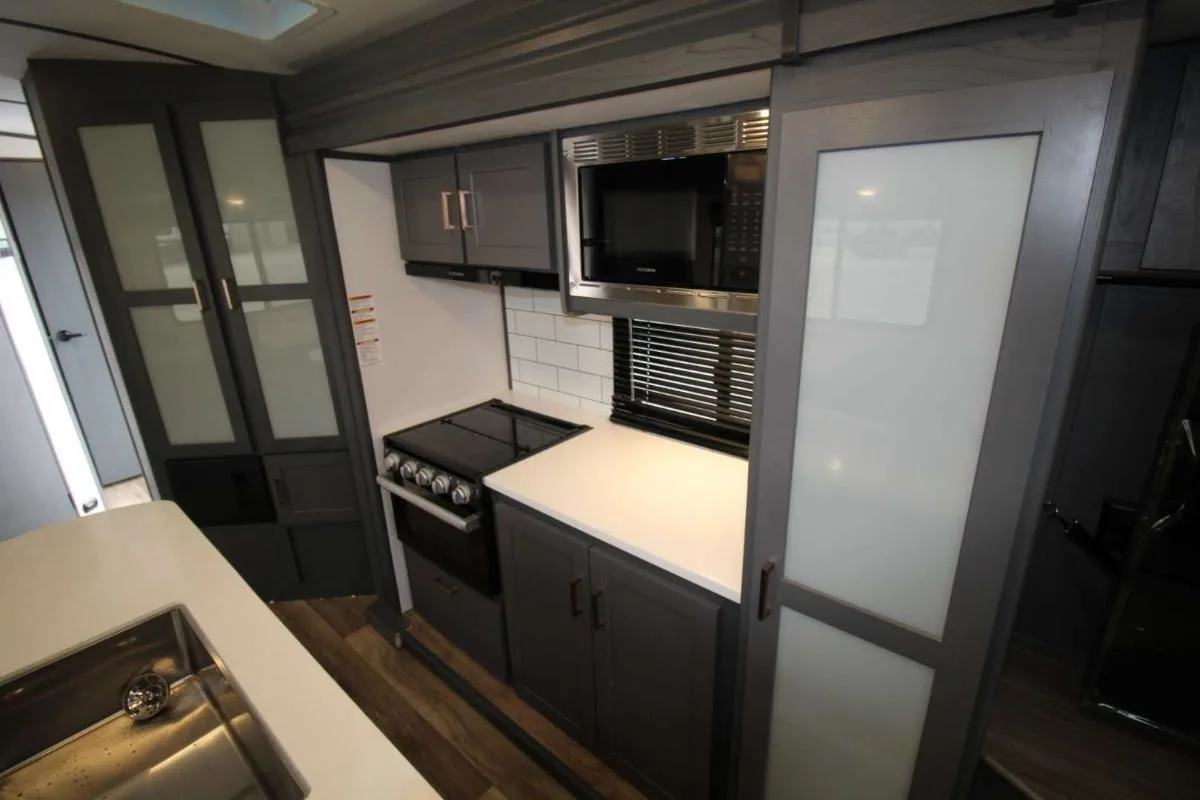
[385,400,588,480]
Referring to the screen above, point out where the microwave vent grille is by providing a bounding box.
[566,109,767,165]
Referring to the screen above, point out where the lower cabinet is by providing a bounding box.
[203,524,298,600]
[496,499,725,800]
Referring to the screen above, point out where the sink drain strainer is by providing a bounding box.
[123,672,169,721]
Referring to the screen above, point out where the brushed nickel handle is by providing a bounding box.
[439,191,456,230]
[458,189,473,230]
[220,278,237,311]
[191,280,206,312]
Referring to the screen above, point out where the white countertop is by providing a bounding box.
[484,392,749,603]
[0,502,437,799]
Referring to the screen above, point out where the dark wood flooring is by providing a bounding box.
[984,645,1200,800]
[271,596,643,800]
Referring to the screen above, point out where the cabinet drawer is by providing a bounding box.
[405,545,509,681]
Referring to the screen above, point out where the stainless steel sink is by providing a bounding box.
[0,607,306,799]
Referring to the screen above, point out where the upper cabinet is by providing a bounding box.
[392,139,555,272]
[1102,46,1200,275]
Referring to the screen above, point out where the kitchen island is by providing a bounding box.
[0,502,437,799]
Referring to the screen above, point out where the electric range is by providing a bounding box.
[378,399,588,594]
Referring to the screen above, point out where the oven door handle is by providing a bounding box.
[377,475,480,533]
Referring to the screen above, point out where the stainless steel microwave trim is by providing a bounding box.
[377,475,481,533]
[561,108,769,166]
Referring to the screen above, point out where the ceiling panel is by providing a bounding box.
[0,103,34,137]
[0,135,40,160]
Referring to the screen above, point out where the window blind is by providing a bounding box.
[611,318,756,456]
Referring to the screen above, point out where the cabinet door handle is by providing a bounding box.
[758,559,776,621]
[272,478,289,507]
[569,578,583,617]
[433,576,460,595]
[220,278,238,311]
[192,280,207,312]
[458,189,474,230]
[590,589,606,630]
[439,191,456,230]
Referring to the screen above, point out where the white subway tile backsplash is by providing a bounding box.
[579,398,610,416]
[577,345,612,378]
[504,287,534,311]
[516,359,558,389]
[557,368,602,401]
[538,388,581,407]
[536,339,578,369]
[532,290,563,315]
[501,289,617,409]
[510,357,519,378]
[555,315,601,347]
[514,310,556,340]
[508,333,537,361]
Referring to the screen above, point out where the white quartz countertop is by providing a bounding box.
[483,392,749,602]
[0,502,437,799]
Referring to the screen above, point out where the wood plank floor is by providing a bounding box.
[272,596,636,800]
[984,645,1200,800]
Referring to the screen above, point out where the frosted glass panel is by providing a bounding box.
[80,125,194,291]
[200,119,307,285]
[129,305,234,445]
[243,299,337,439]
[764,608,933,800]
[786,136,1039,637]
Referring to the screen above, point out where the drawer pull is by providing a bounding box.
[591,589,606,630]
[433,576,459,596]
[569,578,583,617]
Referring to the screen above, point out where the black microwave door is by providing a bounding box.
[580,156,725,288]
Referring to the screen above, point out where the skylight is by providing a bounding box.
[118,0,329,41]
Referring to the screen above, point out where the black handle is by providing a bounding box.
[758,560,776,621]
[569,578,583,617]
[433,576,460,596]
[55,330,85,342]
[273,478,289,507]
[591,590,606,630]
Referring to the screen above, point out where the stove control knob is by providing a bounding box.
[431,474,453,495]
[383,450,402,473]
[399,460,420,481]
[415,466,435,487]
[451,483,475,506]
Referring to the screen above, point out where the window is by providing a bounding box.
[611,318,756,456]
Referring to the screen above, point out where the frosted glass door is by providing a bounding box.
[740,72,1112,800]
[182,110,341,446]
[78,122,243,450]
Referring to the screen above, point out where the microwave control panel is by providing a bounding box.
[722,151,767,291]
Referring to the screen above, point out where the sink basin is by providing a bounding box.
[0,607,306,799]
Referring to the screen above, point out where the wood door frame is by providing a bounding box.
[735,18,1141,795]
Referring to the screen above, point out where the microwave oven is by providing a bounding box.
[562,109,768,323]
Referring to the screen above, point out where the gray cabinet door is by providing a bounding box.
[202,524,298,601]
[495,501,597,745]
[1143,52,1200,272]
[590,547,718,800]
[263,451,359,525]
[391,154,464,264]
[457,141,554,271]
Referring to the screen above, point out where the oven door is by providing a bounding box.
[579,154,726,289]
[377,475,498,594]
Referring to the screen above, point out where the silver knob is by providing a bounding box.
[451,483,474,506]
[431,474,452,495]
[399,460,420,480]
[415,466,435,487]
[383,450,402,472]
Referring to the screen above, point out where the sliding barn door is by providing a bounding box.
[738,69,1113,799]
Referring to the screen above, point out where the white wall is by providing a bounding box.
[504,287,613,412]
[323,157,509,609]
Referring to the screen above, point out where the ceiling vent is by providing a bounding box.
[118,0,333,41]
